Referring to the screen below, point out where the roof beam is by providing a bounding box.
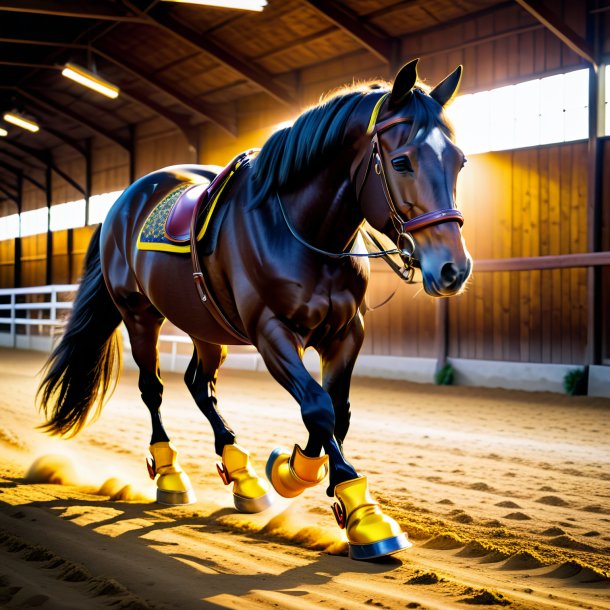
[147,5,295,106]
[13,87,130,150]
[0,160,45,192]
[0,0,146,22]
[117,87,201,149]
[0,38,235,135]
[0,184,19,207]
[302,0,394,64]
[1,140,85,195]
[93,46,235,134]
[0,178,17,196]
[514,0,597,67]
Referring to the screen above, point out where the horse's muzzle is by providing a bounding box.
[422,255,472,297]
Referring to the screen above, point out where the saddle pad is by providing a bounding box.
[136,170,235,255]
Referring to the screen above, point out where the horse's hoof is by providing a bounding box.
[148,442,196,506]
[157,488,197,506]
[332,476,412,561]
[266,445,328,499]
[349,533,411,560]
[233,490,274,513]
[219,444,273,513]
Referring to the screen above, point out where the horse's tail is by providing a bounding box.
[37,226,123,437]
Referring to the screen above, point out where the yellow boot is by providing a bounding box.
[265,445,329,498]
[217,444,273,513]
[147,441,196,505]
[333,476,411,560]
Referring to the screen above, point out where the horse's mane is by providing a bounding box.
[250,81,451,206]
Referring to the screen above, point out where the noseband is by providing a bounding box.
[352,92,464,278]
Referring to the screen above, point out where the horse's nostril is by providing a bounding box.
[440,262,459,289]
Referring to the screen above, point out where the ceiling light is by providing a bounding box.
[161,0,267,11]
[0,127,7,137]
[62,63,119,99]
[3,112,39,133]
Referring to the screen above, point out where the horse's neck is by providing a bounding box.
[284,163,363,252]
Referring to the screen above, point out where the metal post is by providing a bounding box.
[586,3,602,367]
[129,124,136,183]
[45,162,53,285]
[85,138,92,226]
[10,292,16,348]
[14,170,22,288]
[435,298,449,374]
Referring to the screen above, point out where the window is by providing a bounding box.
[50,199,86,231]
[0,214,19,240]
[446,68,590,154]
[88,191,122,225]
[20,208,48,237]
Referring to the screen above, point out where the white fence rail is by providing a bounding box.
[2,286,605,395]
[0,284,195,369]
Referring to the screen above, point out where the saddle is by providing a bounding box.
[137,152,251,255]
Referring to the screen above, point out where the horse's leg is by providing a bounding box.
[121,300,195,505]
[185,340,273,513]
[260,318,409,560]
[259,319,355,494]
[318,315,365,453]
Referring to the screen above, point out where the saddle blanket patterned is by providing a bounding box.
[136,170,235,254]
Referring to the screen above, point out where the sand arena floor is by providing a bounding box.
[0,347,608,609]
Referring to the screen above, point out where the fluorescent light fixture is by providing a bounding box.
[161,0,267,11]
[3,112,39,133]
[0,127,7,137]
[62,63,119,99]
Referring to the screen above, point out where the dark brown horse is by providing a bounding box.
[38,59,471,560]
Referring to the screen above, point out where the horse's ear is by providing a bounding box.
[389,58,419,109]
[430,65,463,107]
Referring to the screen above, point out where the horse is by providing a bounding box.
[37,59,472,561]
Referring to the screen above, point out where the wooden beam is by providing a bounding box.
[302,0,394,64]
[514,0,597,66]
[2,139,86,196]
[94,46,235,134]
[0,184,19,207]
[147,5,296,106]
[0,0,146,22]
[0,39,232,137]
[474,251,610,272]
[15,170,22,287]
[15,88,130,150]
[585,1,604,366]
[0,160,45,192]
[117,87,201,150]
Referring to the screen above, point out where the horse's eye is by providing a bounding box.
[391,155,413,173]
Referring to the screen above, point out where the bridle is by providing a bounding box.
[351,92,464,280]
[275,90,465,282]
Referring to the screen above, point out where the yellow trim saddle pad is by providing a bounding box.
[136,168,236,254]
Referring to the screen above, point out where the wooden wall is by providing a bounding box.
[0,0,607,367]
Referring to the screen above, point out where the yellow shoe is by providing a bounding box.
[147,442,196,505]
[332,476,411,560]
[218,444,273,513]
[265,445,329,498]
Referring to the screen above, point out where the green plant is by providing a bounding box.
[434,362,454,385]
[563,368,587,396]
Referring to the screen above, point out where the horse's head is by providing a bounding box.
[355,59,472,297]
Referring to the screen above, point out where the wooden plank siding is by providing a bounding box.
[447,142,590,365]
